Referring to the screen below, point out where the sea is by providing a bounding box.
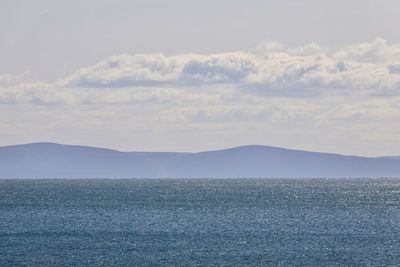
[1,178,400,266]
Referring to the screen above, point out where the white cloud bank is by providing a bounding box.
[1,39,400,156]
[0,38,399,106]
[61,38,400,92]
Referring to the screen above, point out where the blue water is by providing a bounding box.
[1,179,400,266]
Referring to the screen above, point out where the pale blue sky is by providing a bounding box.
[0,1,399,156]
[1,0,399,80]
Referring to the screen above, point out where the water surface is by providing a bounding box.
[1,178,400,266]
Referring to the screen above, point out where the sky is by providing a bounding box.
[1,0,400,156]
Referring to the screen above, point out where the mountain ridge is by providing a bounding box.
[0,142,385,157]
[0,142,399,178]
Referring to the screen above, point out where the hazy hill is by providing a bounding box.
[0,143,399,178]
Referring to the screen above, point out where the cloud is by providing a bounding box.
[63,52,258,87]
[61,54,183,87]
[61,38,400,93]
[0,74,16,86]
[0,73,29,86]
[181,52,257,83]
[332,38,400,62]
[1,39,400,106]
[388,62,400,74]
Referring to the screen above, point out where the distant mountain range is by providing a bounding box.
[0,142,399,178]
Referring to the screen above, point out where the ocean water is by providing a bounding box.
[1,179,400,266]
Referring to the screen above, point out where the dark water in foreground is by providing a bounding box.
[1,179,400,266]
